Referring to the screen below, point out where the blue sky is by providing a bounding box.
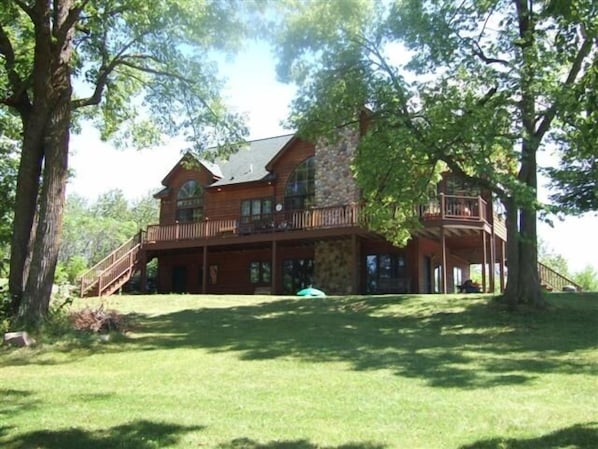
[67,41,597,274]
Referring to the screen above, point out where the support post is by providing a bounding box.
[202,246,207,294]
[271,240,277,294]
[499,240,506,292]
[352,234,359,294]
[441,227,447,294]
[489,230,496,293]
[482,231,487,292]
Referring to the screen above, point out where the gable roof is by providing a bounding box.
[209,134,295,187]
[156,134,296,195]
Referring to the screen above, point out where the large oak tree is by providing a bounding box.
[1,0,250,325]
[274,0,597,308]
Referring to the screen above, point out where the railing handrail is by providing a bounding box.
[538,261,583,292]
[418,194,488,221]
[79,231,142,296]
[144,203,363,244]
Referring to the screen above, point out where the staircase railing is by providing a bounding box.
[538,261,582,292]
[79,231,143,297]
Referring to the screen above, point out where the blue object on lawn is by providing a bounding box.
[296,287,326,297]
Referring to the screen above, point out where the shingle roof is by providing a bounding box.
[209,134,295,187]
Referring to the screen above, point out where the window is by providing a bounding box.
[282,258,314,294]
[176,180,203,222]
[285,157,315,211]
[241,198,273,224]
[366,253,408,293]
[249,261,271,284]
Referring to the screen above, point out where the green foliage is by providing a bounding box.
[572,265,598,291]
[0,114,18,261]
[274,0,598,224]
[60,190,159,269]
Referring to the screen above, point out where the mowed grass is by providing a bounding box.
[1,293,597,449]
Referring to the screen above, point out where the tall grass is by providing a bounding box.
[1,293,597,449]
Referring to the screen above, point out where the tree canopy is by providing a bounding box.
[274,0,598,307]
[1,0,253,324]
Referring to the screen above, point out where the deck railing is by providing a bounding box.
[538,261,583,292]
[79,231,143,296]
[418,194,488,221]
[145,204,362,243]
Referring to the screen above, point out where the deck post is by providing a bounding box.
[489,229,496,293]
[499,240,506,292]
[202,246,208,294]
[352,234,360,294]
[440,226,447,294]
[482,231,487,292]
[271,240,277,294]
[440,193,446,219]
[139,250,147,293]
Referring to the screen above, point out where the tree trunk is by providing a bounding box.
[17,96,71,324]
[14,0,76,325]
[8,118,45,314]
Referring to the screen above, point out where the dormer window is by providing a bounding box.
[285,157,315,211]
[176,180,203,222]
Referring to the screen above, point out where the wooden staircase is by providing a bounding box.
[79,231,144,298]
[538,261,583,292]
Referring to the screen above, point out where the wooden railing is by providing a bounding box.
[79,231,143,296]
[418,194,488,221]
[538,261,583,292]
[145,204,362,243]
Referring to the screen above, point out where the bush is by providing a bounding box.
[69,305,131,334]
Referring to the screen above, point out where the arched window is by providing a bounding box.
[285,157,315,211]
[176,180,203,222]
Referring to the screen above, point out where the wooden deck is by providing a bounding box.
[143,195,506,248]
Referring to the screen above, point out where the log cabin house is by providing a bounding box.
[81,130,513,297]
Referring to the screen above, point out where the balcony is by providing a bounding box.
[144,204,364,248]
[417,194,506,240]
[143,195,505,249]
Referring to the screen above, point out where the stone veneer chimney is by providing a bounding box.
[314,129,361,207]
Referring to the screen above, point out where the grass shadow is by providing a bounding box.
[217,438,386,449]
[0,389,37,421]
[121,293,598,389]
[459,422,598,449]
[2,419,204,449]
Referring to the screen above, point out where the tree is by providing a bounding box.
[0,114,19,271]
[1,1,251,325]
[274,0,598,308]
[60,189,158,268]
[572,265,598,291]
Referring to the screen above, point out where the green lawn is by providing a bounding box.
[1,293,597,449]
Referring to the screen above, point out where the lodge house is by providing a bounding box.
[80,130,509,298]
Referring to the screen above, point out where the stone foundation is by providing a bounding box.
[314,239,354,295]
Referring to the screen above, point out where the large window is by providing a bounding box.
[366,253,409,294]
[176,180,203,222]
[241,198,273,224]
[282,258,314,294]
[249,261,271,284]
[285,157,315,211]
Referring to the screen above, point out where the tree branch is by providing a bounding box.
[0,23,31,112]
[535,34,595,141]
[71,35,147,109]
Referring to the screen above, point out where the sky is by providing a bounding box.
[67,42,598,275]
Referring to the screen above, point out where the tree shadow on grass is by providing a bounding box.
[459,422,598,449]
[0,389,37,421]
[217,438,386,449]
[2,420,204,449]
[122,294,598,389]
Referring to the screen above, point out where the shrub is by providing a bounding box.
[69,305,131,334]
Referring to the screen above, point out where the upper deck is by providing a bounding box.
[143,194,506,250]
